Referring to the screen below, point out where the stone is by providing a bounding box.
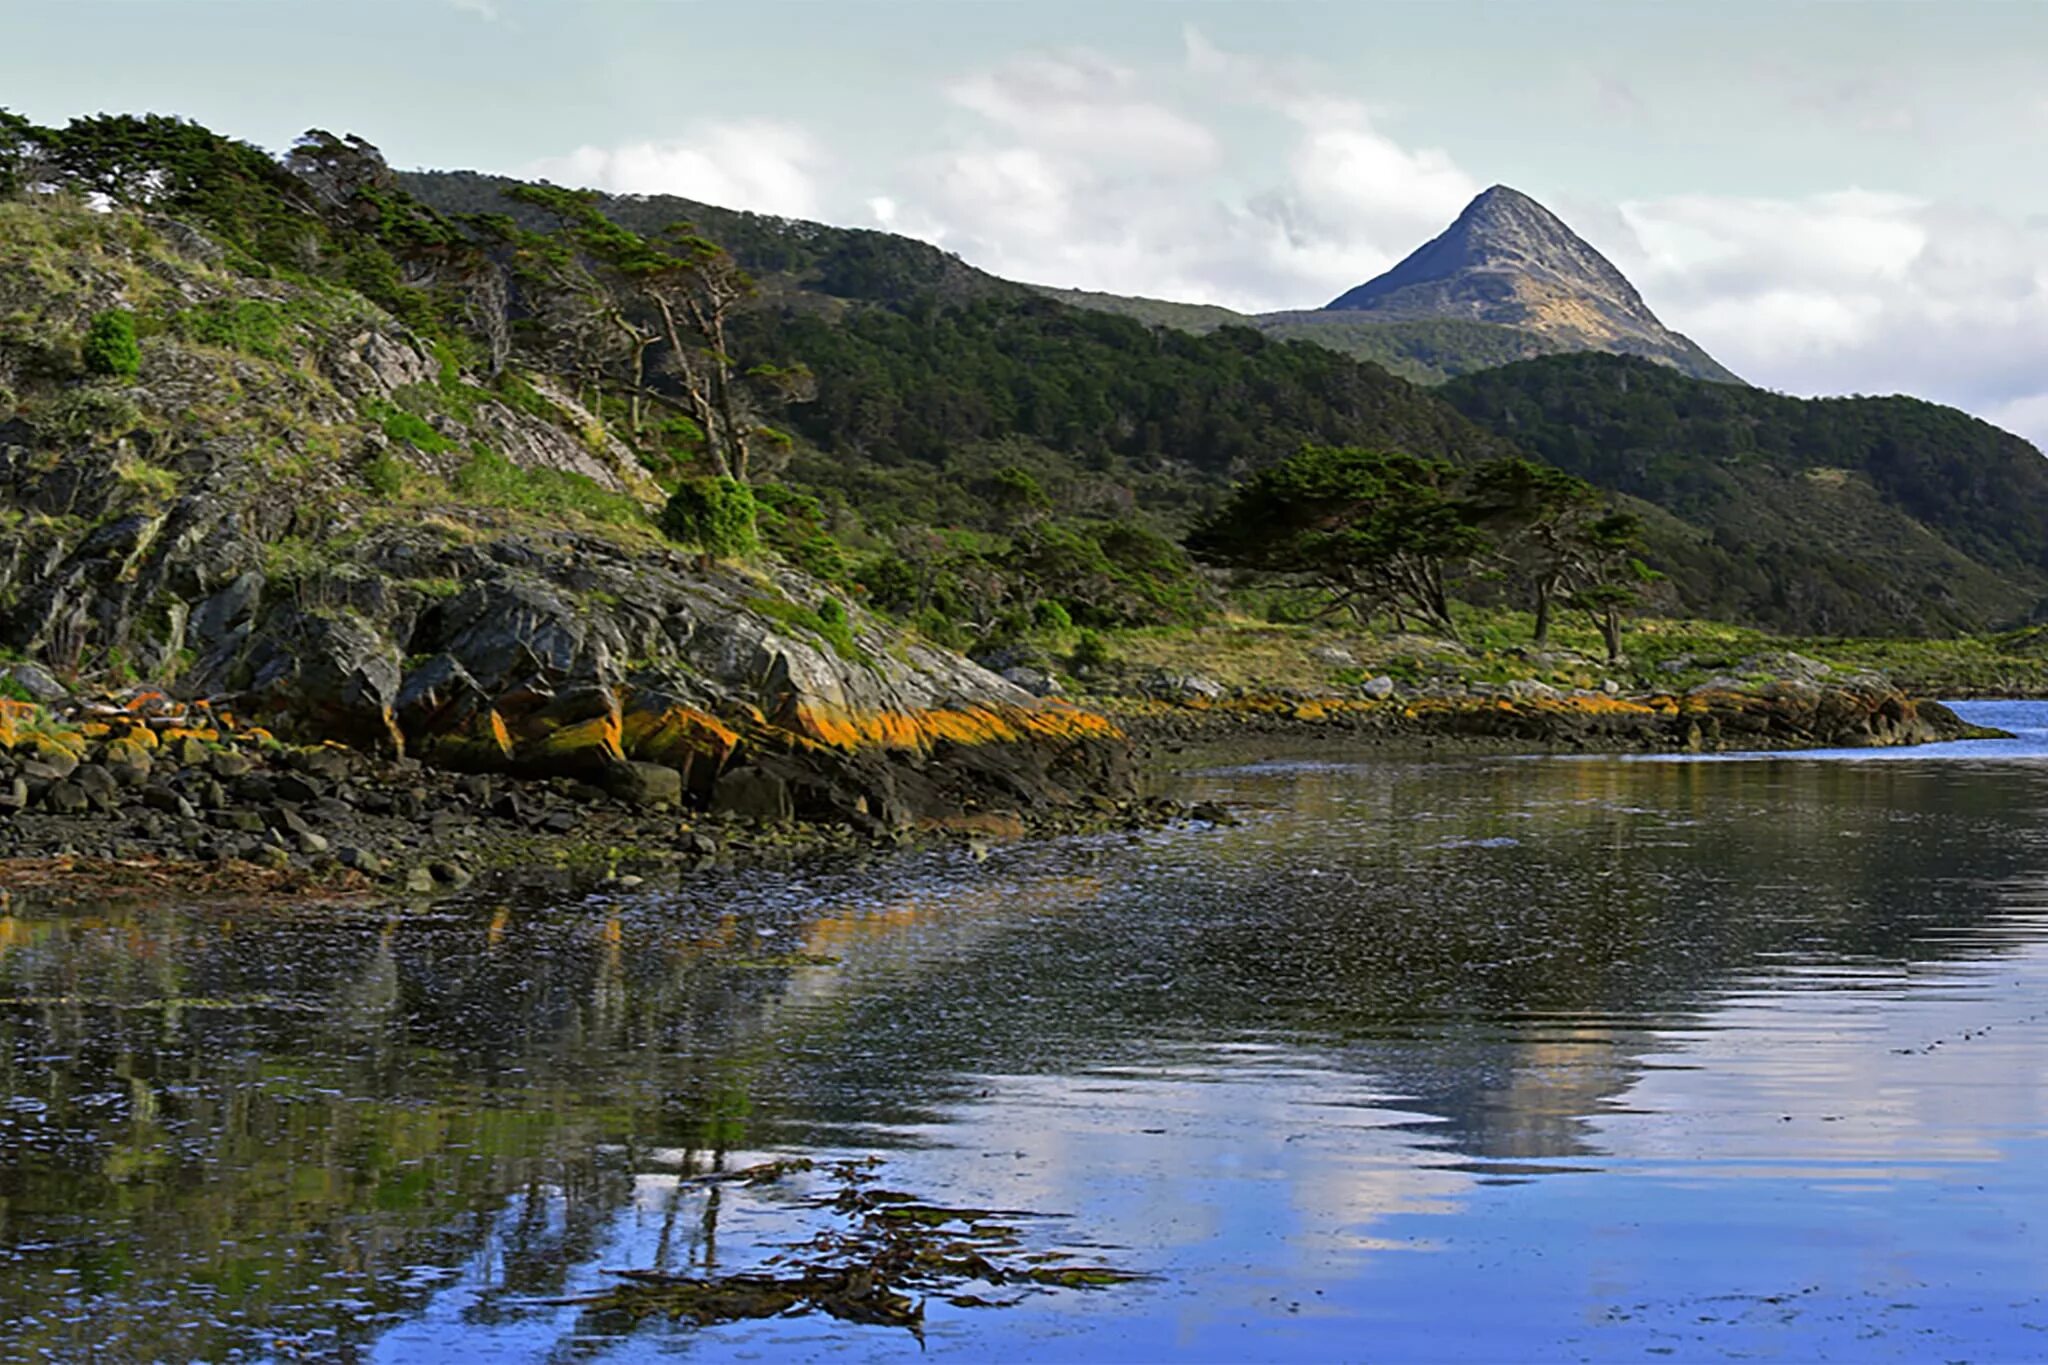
[403,866,436,894]
[0,662,68,703]
[999,665,1062,697]
[1360,675,1397,701]
[290,746,355,782]
[538,810,579,835]
[142,786,198,819]
[335,846,385,875]
[294,829,329,855]
[273,772,324,804]
[0,777,27,814]
[209,751,256,779]
[712,766,794,823]
[1310,645,1359,668]
[250,845,293,871]
[601,760,683,808]
[1143,672,1229,704]
[71,764,121,812]
[212,809,268,834]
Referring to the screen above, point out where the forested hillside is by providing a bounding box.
[1443,355,2048,633]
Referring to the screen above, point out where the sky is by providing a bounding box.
[6,0,2047,446]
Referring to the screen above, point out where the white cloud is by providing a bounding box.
[874,35,1478,314]
[523,121,823,219]
[1599,190,2048,449]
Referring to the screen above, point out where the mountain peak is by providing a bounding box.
[1324,186,1740,383]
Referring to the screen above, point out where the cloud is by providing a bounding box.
[873,35,1478,313]
[523,122,823,219]
[1601,191,2048,448]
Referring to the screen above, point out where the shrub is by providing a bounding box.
[82,309,141,379]
[1033,600,1074,633]
[363,452,408,498]
[662,476,759,559]
[1071,630,1113,672]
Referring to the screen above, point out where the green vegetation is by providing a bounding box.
[748,593,866,664]
[168,297,290,360]
[449,446,647,529]
[662,475,759,558]
[1442,353,2048,634]
[82,309,140,378]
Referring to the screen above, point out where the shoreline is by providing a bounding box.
[0,678,1998,908]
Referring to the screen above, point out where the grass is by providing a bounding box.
[748,593,869,665]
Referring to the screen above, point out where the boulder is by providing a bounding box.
[600,760,683,808]
[712,765,794,823]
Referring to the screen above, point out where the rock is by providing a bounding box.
[0,663,68,702]
[71,764,120,812]
[0,777,27,814]
[273,773,324,804]
[44,777,92,810]
[538,810,579,834]
[999,666,1062,697]
[209,751,256,779]
[1602,680,1621,695]
[142,786,198,819]
[295,829,330,855]
[335,846,385,876]
[212,809,267,834]
[1310,645,1359,668]
[1144,672,1229,705]
[23,752,78,781]
[403,866,436,894]
[601,760,683,808]
[249,845,293,871]
[428,859,471,889]
[1360,675,1397,701]
[712,766,793,822]
[288,747,355,783]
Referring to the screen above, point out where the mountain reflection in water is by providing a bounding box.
[5,701,2048,1361]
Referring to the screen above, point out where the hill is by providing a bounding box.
[1441,353,2048,633]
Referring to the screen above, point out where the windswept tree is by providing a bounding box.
[1188,445,1487,637]
[1565,511,1660,663]
[1466,456,1607,645]
[502,183,808,482]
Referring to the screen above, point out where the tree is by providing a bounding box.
[1467,456,1605,645]
[503,184,804,481]
[1188,445,1488,637]
[1565,511,1660,663]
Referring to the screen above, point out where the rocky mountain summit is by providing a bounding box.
[1321,186,1740,382]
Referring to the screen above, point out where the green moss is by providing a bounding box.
[450,444,648,528]
[168,298,291,361]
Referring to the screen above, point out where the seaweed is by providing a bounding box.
[546,1157,1149,1338]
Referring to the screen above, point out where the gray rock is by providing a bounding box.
[1000,665,1062,697]
[602,760,683,808]
[72,764,121,812]
[1360,675,1397,701]
[1144,671,1229,704]
[1310,645,1359,668]
[712,766,794,822]
[142,786,198,819]
[0,777,28,814]
[42,780,88,815]
[0,663,68,703]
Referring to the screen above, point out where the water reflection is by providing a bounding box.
[6,705,2048,1359]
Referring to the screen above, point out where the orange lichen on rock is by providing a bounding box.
[790,701,1121,753]
[620,703,741,769]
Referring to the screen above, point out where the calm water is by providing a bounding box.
[7,701,2048,1361]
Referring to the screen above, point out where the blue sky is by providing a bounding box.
[8,1,2048,443]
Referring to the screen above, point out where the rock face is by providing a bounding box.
[1323,186,1740,383]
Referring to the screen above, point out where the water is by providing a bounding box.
[6,700,2048,1361]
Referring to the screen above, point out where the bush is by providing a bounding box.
[1071,630,1113,672]
[363,452,408,498]
[662,476,759,559]
[82,309,141,379]
[1033,600,1074,633]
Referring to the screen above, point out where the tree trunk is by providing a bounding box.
[1600,607,1622,664]
[1533,579,1553,646]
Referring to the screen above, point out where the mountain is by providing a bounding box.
[1029,188,1738,385]
[400,169,2048,637]
[1323,185,1741,383]
[1441,353,2048,634]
